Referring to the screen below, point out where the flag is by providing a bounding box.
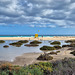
[38,30,40,32]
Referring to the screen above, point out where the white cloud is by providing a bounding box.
[48,25,56,28]
[0,0,75,28]
[69,3,75,9]
[34,17,42,21]
[36,25,47,27]
[42,9,53,16]
[65,0,71,3]
[29,25,35,27]
[0,23,7,25]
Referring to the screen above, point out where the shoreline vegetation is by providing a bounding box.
[0,58,75,75]
[0,39,75,75]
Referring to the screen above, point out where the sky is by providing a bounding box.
[0,0,75,35]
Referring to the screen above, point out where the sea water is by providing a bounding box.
[0,35,54,37]
[0,35,75,37]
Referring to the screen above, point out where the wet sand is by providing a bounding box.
[0,36,75,40]
[11,47,75,66]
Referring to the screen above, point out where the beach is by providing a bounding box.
[11,47,75,66]
[0,36,75,40]
[1,0,75,74]
[0,37,75,75]
[0,37,75,66]
[0,47,75,66]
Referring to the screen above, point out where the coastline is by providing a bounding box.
[11,47,75,66]
[0,37,75,66]
[0,47,75,66]
[0,36,75,40]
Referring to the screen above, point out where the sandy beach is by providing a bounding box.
[0,37,75,66]
[11,47,75,66]
[0,36,75,40]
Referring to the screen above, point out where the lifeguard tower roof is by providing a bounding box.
[35,34,38,38]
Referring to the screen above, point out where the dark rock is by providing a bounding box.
[9,42,22,47]
[30,40,42,44]
[51,41,61,45]
[24,44,39,47]
[18,40,28,43]
[62,45,70,47]
[54,45,61,49]
[40,46,56,51]
[48,51,60,55]
[37,53,53,60]
[70,51,75,56]
[0,40,5,43]
[65,40,75,43]
[3,45,9,48]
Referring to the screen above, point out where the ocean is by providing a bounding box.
[0,35,75,37]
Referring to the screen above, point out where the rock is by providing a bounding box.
[0,40,5,43]
[51,41,61,45]
[40,46,56,51]
[30,40,42,44]
[3,45,9,48]
[37,53,53,60]
[24,44,39,47]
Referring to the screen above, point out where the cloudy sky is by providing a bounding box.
[0,0,75,35]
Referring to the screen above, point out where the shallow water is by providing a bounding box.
[0,40,69,62]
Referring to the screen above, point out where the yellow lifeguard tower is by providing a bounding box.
[35,34,38,38]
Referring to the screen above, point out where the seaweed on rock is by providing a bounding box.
[30,40,42,44]
[24,44,39,47]
[54,45,61,49]
[51,41,61,45]
[0,40,5,43]
[62,45,70,47]
[18,40,28,43]
[40,46,56,51]
[65,40,75,43]
[48,52,57,55]
[9,42,22,47]
[48,51,60,55]
[37,53,53,60]
[3,45,9,48]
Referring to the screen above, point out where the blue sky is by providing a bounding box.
[0,0,75,35]
[0,25,75,35]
